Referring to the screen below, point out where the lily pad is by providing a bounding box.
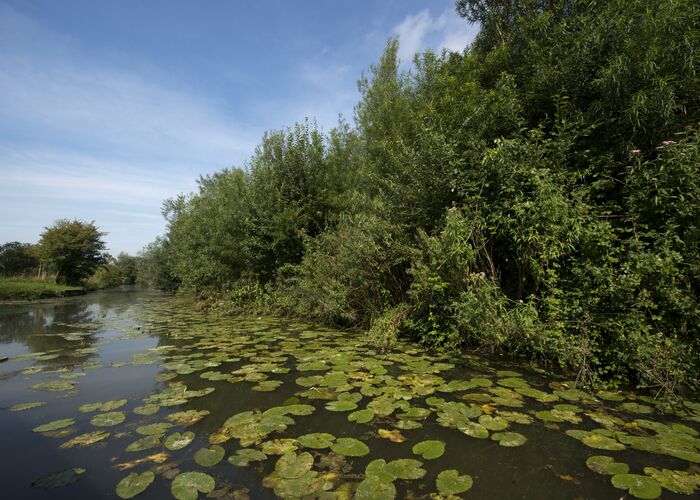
[478,414,508,431]
[325,400,357,412]
[275,452,314,479]
[643,467,700,495]
[228,448,268,467]
[491,431,527,447]
[33,418,75,433]
[586,456,629,475]
[30,380,75,392]
[116,471,155,499]
[31,467,85,489]
[412,440,445,459]
[348,409,374,424]
[385,458,426,480]
[355,475,396,500]
[459,421,489,439]
[331,437,370,457]
[194,445,225,467]
[136,422,172,436]
[566,430,625,451]
[297,433,335,449]
[91,411,125,427]
[436,469,473,495]
[611,473,662,499]
[164,432,195,450]
[261,438,299,455]
[60,430,110,448]
[126,435,161,452]
[10,401,46,411]
[171,471,216,500]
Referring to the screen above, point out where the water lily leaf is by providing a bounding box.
[30,380,75,392]
[136,422,172,436]
[60,430,110,448]
[171,471,215,500]
[355,475,396,500]
[643,467,700,495]
[348,409,374,424]
[491,431,527,447]
[566,430,625,450]
[33,418,75,433]
[164,431,195,450]
[91,411,125,427]
[458,421,489,439]
[367,397,395,416]
[619,402,654,414]
[11,401,46,411]
[325,400,357,412]
[331,438,370,457]
[228,448,268,466]
[261,438,299,455]
[412,440,445,459]
[297,433,336,449]
[585,455,629,475]
[436,469,473,495]
[385,459,426,480]
[365,459,397,483]
[478,414,508,431]
[194,445,225,467]
[166,410,209,426]
[126,435,161,452]
[272,470,325,498]
[133,404,160,415]
[101,399,128,411]
[395,419,422,430]
[611,473,662,499]
[116,471,154,499]
[275,452,314,479]
[31,467,85,489]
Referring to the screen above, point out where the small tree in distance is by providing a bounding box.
[35,219,107,285]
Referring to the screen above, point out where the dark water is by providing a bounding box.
[0,288,698,499]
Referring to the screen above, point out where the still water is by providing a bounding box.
[0,287,698,499]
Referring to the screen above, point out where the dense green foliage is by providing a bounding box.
[35,219,108,286]
[0,242,38,277]
[146,0,700,394]
[86,252,139,290]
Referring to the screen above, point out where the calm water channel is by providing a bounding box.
[0,287,698,499]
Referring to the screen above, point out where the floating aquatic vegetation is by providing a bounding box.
[228,448,268,466]
[166,409,210,425]
[325,400,357,412]
[479,414,509,431]
[611,473,662,499]
[297,433,335,449]
[126,435,161,452]
[31,467,85,489]
[436,469,473,495]
[33,418,75,433]
[133,404,160,415]
[355,475,396,500]
[585,455,629,475]
[566,429,625,451]
[412,440,445,459]
[116,471,154,499]
[60,430,110,448]
[330,438,370,457]
[194,445,225,467]
[30,380,75,392]
[10,401,46,411]
[136,422,172,436]
[643,467,700,495]
[164,431,195,450]
[91,411,125,427]
[385,458,426,480]
[261,438,299,455]
[171,471,215,500]
[348,409,374,423]
[491,431,527,447]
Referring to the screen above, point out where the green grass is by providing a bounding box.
[0,278,84,301]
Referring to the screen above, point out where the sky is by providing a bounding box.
[0,0,478,255]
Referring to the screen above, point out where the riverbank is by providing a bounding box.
[0,277,84,301]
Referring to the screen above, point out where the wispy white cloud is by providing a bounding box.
[392,8,478,63]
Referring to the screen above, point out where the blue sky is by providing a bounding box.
[0,1,478,255]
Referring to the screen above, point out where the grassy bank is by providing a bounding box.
[0,278,84,301]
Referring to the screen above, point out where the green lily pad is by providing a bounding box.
[459,421,489,439]
[60,431,110,448]
[228,448,268,467]
[171,471,215,500]
[331,437,370,457]
[116,471,155,499]
[101,399,128,411]
[586,455,629,475]
[348,409,375,424]
[355,475,396,500]
[478,414,508,431]
[30,380,75,392]
[91,411,125,427]
[566,430,625,451]
[385,458,426,480]
[325,400,357,412]
[643,467,700,495]
[136,422,172,436]
[436,469,473,495]
[275,452,314,479]
[194,445,225,467]
[164,432,195,450]
[33,418,75,433]
[611,473,662,499]
[261,438,299,455]
[31,467,86,489]
[491,431,527,447]
[412,440,445,459]
[297,433,335,449]
[619,402,654,414]
[125,435,161,452]
[10,401,46,411]
[395,419,422,430]
[133,404,160,415]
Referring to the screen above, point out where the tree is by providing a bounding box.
[35,219,107,285]
[0,242,38,277]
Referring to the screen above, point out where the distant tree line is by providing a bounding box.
[139,0,700,395]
